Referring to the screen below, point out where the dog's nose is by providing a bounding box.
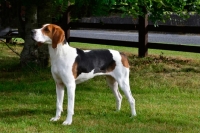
[31,30,36,35]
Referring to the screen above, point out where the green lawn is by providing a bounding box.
[0,43,200,133]
[71,42,200,59]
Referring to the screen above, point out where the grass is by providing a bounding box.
[71,42,200,59]
[0,42,200,133]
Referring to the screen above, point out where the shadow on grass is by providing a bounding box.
[0,108,55,122]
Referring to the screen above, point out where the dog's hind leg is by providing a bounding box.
[106,76,122,111]
[50,82,65,122]
[115,69,136,117]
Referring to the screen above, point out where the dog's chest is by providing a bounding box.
[49,45,77,78]
[50,57,76,82]
[51,62,73,81]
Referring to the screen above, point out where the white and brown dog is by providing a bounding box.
[31,24,136,125]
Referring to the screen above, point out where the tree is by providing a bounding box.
[1,0,200,64]
[0,0,69,66]
[117,0,200,25]
[70,0,200,24]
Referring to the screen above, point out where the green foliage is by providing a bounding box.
[1,0,200,25]
[117,0,200,24]
[69,0,200,24]
[46,0,69,19]
[71,0,115,17]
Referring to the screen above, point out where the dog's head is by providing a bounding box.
[31,24,65,48]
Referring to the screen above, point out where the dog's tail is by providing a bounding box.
[120,52,130,68]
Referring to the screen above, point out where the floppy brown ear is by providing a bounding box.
[52,28,65,48]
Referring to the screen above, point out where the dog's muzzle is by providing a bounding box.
[31,29,36,41]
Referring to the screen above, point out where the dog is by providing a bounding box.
[31,24,136,125]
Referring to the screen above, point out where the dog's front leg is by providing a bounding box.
[50,83,65,122]
[62,83,76,125]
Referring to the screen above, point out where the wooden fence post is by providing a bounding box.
[66,1,70,43]
[138,9,148,57]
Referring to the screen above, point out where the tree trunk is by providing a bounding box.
[19,5,49,67]
[19,5,37,66]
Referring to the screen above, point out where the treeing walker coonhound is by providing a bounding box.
[31,24,136,125]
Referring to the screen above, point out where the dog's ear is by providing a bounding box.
[52,27,65,49]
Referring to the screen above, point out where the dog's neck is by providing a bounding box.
[48,42,72,60]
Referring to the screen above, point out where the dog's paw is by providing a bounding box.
[130,113,137,118]
[62,120,72,125]
[50,116,60,122]
[62,116,73,125]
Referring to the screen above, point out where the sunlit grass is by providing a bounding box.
[0,42,200,132]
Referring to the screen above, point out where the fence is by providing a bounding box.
[63,12,200,57]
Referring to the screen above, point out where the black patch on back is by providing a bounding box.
[74,49,115,77]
